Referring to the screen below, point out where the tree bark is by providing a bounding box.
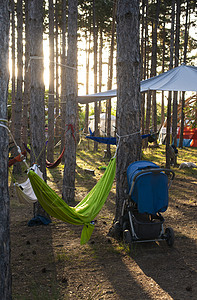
[11,0,16,133]
[179,0,189,148]
[116,0,141,220]
[106,0,116,157]
[172,0,181,164]
[55,0,60,139]
[140,0,145,139]
[85,27,91,135]
[28,0,47,217]
[145,90,151,147]
[23,0,30,145]
[151,0,160,146]
[93,0,98,152]
[161,21,166,127]
[166,0,175,169]
[60,0,67,153]
[62,0,78,203]
[13,0,23,174]
[98,27,102,126]
[0,2,11,298]
[47,0,55,163]
[144,0,150,148]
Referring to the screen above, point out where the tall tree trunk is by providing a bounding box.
[11,0,16,133]
[47,0,55,162]
[55,0,60,139]
[60,0,67,153]
[140,0,145,139]
[106,0,116,157]
[13,0,23,174]
[29,0,47,217]
[93,0,98,151]
[23,0,30,145]
[0,2,11,298]
[85,27,90,134]
[62,0,78,203]
[116,0,141,220]
[161,21,166,127]
[172,0,181,164]
[166,0,175,168]
[144,0,150,148]
[179,92,185,148]
[145,90,151,147]
[179,0,189,148]
[151,0,160,146]
[98,28,102,127]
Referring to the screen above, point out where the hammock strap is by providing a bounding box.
[113,130,141,158]
[31,140,47,164]
[0,122,30,169]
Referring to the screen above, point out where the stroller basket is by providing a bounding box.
[132,211,164,240]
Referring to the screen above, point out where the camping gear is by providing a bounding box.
[23,142,66,168]
[140,64,197,92]
[78,65,197,104]
[46,146,65,168]
[28,157,116,245]
[177,127,197,148]
[86,126,154,145]
[114,161,175,247]
[14,164,43,203]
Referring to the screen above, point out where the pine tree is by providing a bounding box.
[62,0,78,203]
[116,0,141,220]
[0,1,11,298]
[47,0,55,163]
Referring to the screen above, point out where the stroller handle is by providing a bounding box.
[129,168,175,196]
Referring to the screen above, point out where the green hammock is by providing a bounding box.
[28,157,116,245]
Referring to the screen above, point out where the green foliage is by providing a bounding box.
[78,0,113,34]
[184,101,197,128]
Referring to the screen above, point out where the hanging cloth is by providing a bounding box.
[14,164,44,204]
[86,133,151,145]
[23,143,65,168]
[28,157,116,244]
[46,147,65,169]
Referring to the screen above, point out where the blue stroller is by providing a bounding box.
[115,161,175,247]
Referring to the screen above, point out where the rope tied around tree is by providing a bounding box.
[65,124,76,144]
[0,120,30,169]
[113,130,141,158]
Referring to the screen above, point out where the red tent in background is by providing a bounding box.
[177,127,197,147]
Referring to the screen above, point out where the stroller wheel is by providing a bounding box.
[123,229,132,245]
[165,227,175,247]
[114,221,122,239]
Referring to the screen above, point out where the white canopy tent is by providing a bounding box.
[140,64,197,92]
[78,64,197,104]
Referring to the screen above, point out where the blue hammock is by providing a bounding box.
[86,129,151,145]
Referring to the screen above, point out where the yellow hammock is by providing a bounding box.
[28,157,116,244]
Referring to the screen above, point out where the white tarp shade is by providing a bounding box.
[78,89,117,104]
[78,64,197,104]
[140,64,197,92]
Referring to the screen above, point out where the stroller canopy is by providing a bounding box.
[127,161,169,214]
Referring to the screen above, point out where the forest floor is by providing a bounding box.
[9,141,197,299]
